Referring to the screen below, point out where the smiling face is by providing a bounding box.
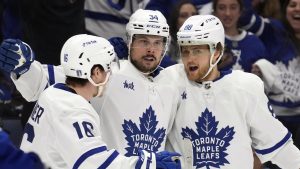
[130,34,165,73]
[214,0,241,31]
[286,0,300,34]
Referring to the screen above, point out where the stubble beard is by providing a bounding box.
[131,58,158,73]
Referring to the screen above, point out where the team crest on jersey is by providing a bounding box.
[123,80,135,90]
[181,108,235,168]
[181,91,187,100]
[275,58,300,102]
[122,106,166,156]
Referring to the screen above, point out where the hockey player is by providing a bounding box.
[156,15,300,168]
[19,34,167,169]
[0,127,44,169]
[0,9,181,169]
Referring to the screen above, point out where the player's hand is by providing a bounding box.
[251,64,263,78]
[0,39,35,76]
[135,149,156,169]
[108,37,128,59]
[156,151,181,169]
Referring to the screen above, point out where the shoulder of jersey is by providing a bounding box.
[227,70,263,91]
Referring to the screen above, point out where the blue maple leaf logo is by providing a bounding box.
[181,108,235,168]
[122,106,166,156]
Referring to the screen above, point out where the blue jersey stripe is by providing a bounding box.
[255,132,291,155]
[47,65,55,86]
[269,98,300,108]
[85,10,129,24]
[73,146,107,169]
[98,150,119,169]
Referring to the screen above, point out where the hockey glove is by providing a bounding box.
[156,151,181,169]
[0,39,35,76]
[108,37,128,59]
[135,149,156,169]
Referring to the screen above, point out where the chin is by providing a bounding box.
[186,73,198,81]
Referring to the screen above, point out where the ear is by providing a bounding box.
[91,67,105,83]
[213,43,223,63]
[213,48,221,62]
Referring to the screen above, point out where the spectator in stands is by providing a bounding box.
[251,0,282,20]
[240,0,300,154]
[167,0,198,62]
[212,0,266,73]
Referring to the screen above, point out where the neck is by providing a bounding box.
[225,27,239,36]
[197,68,220,83]
[68,84,94,101]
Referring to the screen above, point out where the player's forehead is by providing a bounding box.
[133,34,164,41]
[181,44,209,50]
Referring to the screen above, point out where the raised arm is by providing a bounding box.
[0,39,65,101]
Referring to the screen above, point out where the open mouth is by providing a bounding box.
[293,14,300,20]
[292,14,300,21]
[189,65,199,72]
[143,55,156,62]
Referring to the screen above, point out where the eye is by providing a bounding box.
[138,39,149,47]
[217,5,226,11]
[179,13,189,18]
[154,41,163,47]
[181,50,189,56]
[193,49,202,55]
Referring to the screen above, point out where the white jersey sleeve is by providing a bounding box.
[246,72,300,168]
[20,84,154,169]
[11,61,65,102]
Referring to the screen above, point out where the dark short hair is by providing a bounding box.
[168,0,197,40]
[212,0,244,12]
[65,64,104,87]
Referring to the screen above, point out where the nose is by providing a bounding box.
[296,4,300,10]
[146,43,158,52]
[225,8,231,15]
[146,45,156,53]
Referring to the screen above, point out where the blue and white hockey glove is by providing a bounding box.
[0,39,35,76]
[156,151,181,169]
[108,37,128,59]
[135,149,156,169]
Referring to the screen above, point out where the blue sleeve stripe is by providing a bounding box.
[85,10,129,24]
[255,132,292,155]
[73,146,107,169]
[269,98,300,108]
[98,150,119,169]
[47,65,55,86]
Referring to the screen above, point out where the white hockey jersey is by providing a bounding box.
[20,83,142,169]
[156,64,300,169]
[91,61,178,155]
[14,60,178,157]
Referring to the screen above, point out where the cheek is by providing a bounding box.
[130,48,141,59]
[177,19,185,29]
[286,8,292,17]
